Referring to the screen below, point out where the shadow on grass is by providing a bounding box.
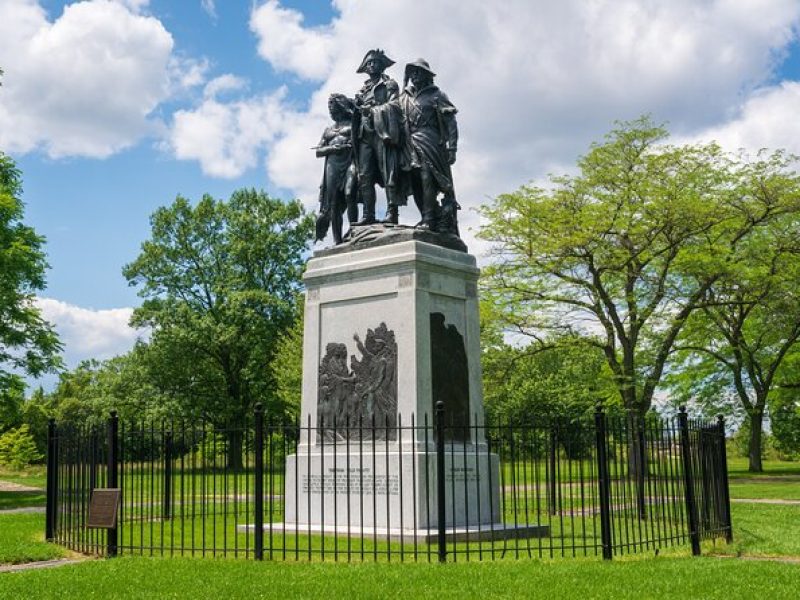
[0,490,46,511]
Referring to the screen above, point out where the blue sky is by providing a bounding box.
[17,0,337,309]
[1,0,799,387]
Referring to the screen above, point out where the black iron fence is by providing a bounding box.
[46,405,732,562]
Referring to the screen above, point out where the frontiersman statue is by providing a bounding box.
[399,59,459,234]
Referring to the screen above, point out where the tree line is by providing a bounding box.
[1,118,799,473]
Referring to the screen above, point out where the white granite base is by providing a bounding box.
[283,449,501,529]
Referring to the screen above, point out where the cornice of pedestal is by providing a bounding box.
[304,239,479,286]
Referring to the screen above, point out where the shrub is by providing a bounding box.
[0,425,43,469]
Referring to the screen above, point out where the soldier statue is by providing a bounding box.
[352,49,402,225]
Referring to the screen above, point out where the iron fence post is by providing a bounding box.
[89,433,98,497]
[678,406,701,556]
[435,401,447,563]
[549,427,557,516]
[163,432,173,520]
[45,418,57,541]
[717,415,733,543]
[254,404,264,561]
[107,410,119,557]
[594,406,613,560]
[636,418,647,521]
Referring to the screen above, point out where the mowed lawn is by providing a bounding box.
[0,459,798,599]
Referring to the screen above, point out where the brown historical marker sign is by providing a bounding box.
[87,488,121,529]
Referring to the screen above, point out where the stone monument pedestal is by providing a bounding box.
[247,231,547,541]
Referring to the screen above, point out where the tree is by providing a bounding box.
[669,168,800,471]
[270,295,304,422]
[478,119,786,421]
[0,152,61,418]
[123,190,314,467]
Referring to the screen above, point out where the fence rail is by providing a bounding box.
[46,405,732,562]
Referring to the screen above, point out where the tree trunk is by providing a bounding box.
[627,415,648,520]
[227,429,243,470]
[748,410,764,473]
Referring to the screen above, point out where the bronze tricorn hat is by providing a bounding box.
[404,58,436,78]
[356,49,395,73]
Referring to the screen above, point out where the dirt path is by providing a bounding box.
[731,475,800,482]
[0,559,83,573]
[714,554,800,565]
[731,498,800,505]
[0,480,42,492]
[0,506,45,514]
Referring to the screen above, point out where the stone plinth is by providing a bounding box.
[262,238,547,539]
[300,238,484,443]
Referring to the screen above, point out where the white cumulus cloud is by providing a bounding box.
[0,0,203,158]
[169,76,293,178]
[688,81,800,155]
[250,0,335,81]
[35,298,143,369]
[169,0,800,251]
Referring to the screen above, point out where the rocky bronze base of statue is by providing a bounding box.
[314,222,467,257]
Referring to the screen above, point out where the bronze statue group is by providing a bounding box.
[315,49,460,244]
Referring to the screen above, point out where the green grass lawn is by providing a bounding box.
[720,502,800,557]
[0,490,46,510]
[0,465,47,489]
[729,480,800,500]
[0,458,797,598]
[0,513,65,565]
[0,555,798,599]
[726,457,800,478]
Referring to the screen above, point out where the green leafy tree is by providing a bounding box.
[0,153,61,420]
[19,387,51,455]
[669,179,800,471]
[770,394,800,459]
[270,295,304,422]
[123,190,314,467]
[0,376,24,433]
[481,299,616,457]
[478,119,787,421]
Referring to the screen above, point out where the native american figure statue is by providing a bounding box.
[315,94,358,244]
[317,342,356,442]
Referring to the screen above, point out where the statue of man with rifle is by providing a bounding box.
[398,58,460,234]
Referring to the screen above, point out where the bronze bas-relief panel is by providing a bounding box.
[317,322,398,441]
